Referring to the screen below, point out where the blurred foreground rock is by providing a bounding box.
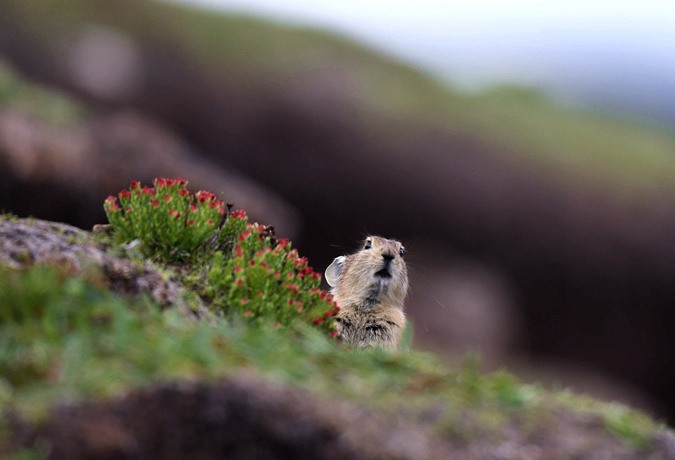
[10,374,675,460]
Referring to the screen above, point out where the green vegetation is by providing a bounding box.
[104,178,230,262]
[0,207,667,455]
[0,264,663,450]
[102,178,338,335]
[0,60,85,125]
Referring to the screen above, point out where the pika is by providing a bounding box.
[325,236,408,351]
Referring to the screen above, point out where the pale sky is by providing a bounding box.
[167,0,675,89]
[165,0,675,119]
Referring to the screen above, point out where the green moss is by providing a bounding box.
[603,402,655,449]
[0,256,667,455]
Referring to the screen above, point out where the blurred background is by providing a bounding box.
[1,0,674,420]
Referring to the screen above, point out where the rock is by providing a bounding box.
[42,375,457,460]
[12,374,673,460]
[0,217,181,308]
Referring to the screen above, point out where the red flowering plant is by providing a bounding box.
[203,210,339,336]
[104,178,227,262]
[103,178,338,336]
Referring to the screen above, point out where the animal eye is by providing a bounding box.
[399,247,405,257]
[364,240,372,249]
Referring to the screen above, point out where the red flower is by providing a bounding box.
[329,331,339,338]
[244,308,251,316]
[151,200,159,207]
[235,279,243,286]
[164,194,171,202]
[207,219,214,226]
[230,209,247,219]
[241,298,249,305]
[188,219,194,226]
[104,197,120,212]
[234,266,242,273]
[119,190,131,199]
[294,257,308,268]
[179,189,189,197]
[313,317,324,325]
[284,283,299,294]
[238,230,251,241]
[196,190,216,202]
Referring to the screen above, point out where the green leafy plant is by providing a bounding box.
[103,178,338,336]
[202,215,340,335]
[104,177,227,262]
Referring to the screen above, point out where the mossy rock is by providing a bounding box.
[0,216,673,459]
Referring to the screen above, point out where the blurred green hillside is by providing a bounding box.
[4,0,675,194]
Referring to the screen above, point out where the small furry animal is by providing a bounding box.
[325,236,408,351]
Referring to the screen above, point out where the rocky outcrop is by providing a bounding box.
[0,217,182,307]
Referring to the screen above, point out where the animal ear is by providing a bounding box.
[324,256,346,287]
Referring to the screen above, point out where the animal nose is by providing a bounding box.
[382,252,394,262]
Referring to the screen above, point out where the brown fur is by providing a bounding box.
[325,236,408,351]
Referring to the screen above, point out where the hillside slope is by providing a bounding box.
[1,0,675,421]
